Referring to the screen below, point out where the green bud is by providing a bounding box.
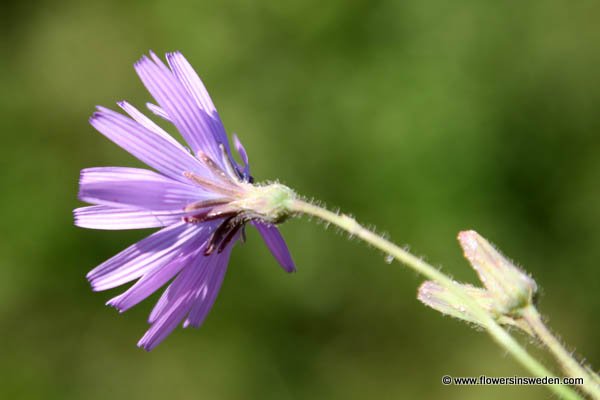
[417,281,533,334]
[458,230,537,315]
[417,281,492,324]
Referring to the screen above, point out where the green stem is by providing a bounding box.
[289,199,582,400]
[521,306,600,399]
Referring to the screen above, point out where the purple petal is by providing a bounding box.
[87,222,213,291]
[74,205,184,230]
[137,288,197,351]
[78,167,216,210]
[90,107,210,183]
[183,245,232,328]
[106,250,194,313]
[232,134,249,167]
[138,250,227,351]
[165,53,220,117]
[117,101,186,151]
[146,254,207,325]
[146,103,170,121]
[253,222,295,273]
[232,134,250,177]
[134,53,224,165]
[165,52,229,151]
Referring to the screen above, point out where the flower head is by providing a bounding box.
[75,51,296,350]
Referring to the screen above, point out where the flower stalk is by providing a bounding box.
[520,305,600,399]
[288,198,585,400]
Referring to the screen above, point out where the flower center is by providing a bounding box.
[181,145,296,255]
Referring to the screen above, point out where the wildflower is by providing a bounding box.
[74,51,296,350]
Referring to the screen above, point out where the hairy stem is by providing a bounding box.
[521,306,600,399]
[290,199,582,400]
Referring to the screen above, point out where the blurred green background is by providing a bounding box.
[1,0,599,399]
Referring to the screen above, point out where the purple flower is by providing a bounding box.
[75,51,296,351]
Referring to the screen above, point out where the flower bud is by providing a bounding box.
[458,230,537,315]
[417,281,533,334]
[417,281,492,324]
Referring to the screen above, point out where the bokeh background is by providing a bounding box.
[1,1,599,399]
